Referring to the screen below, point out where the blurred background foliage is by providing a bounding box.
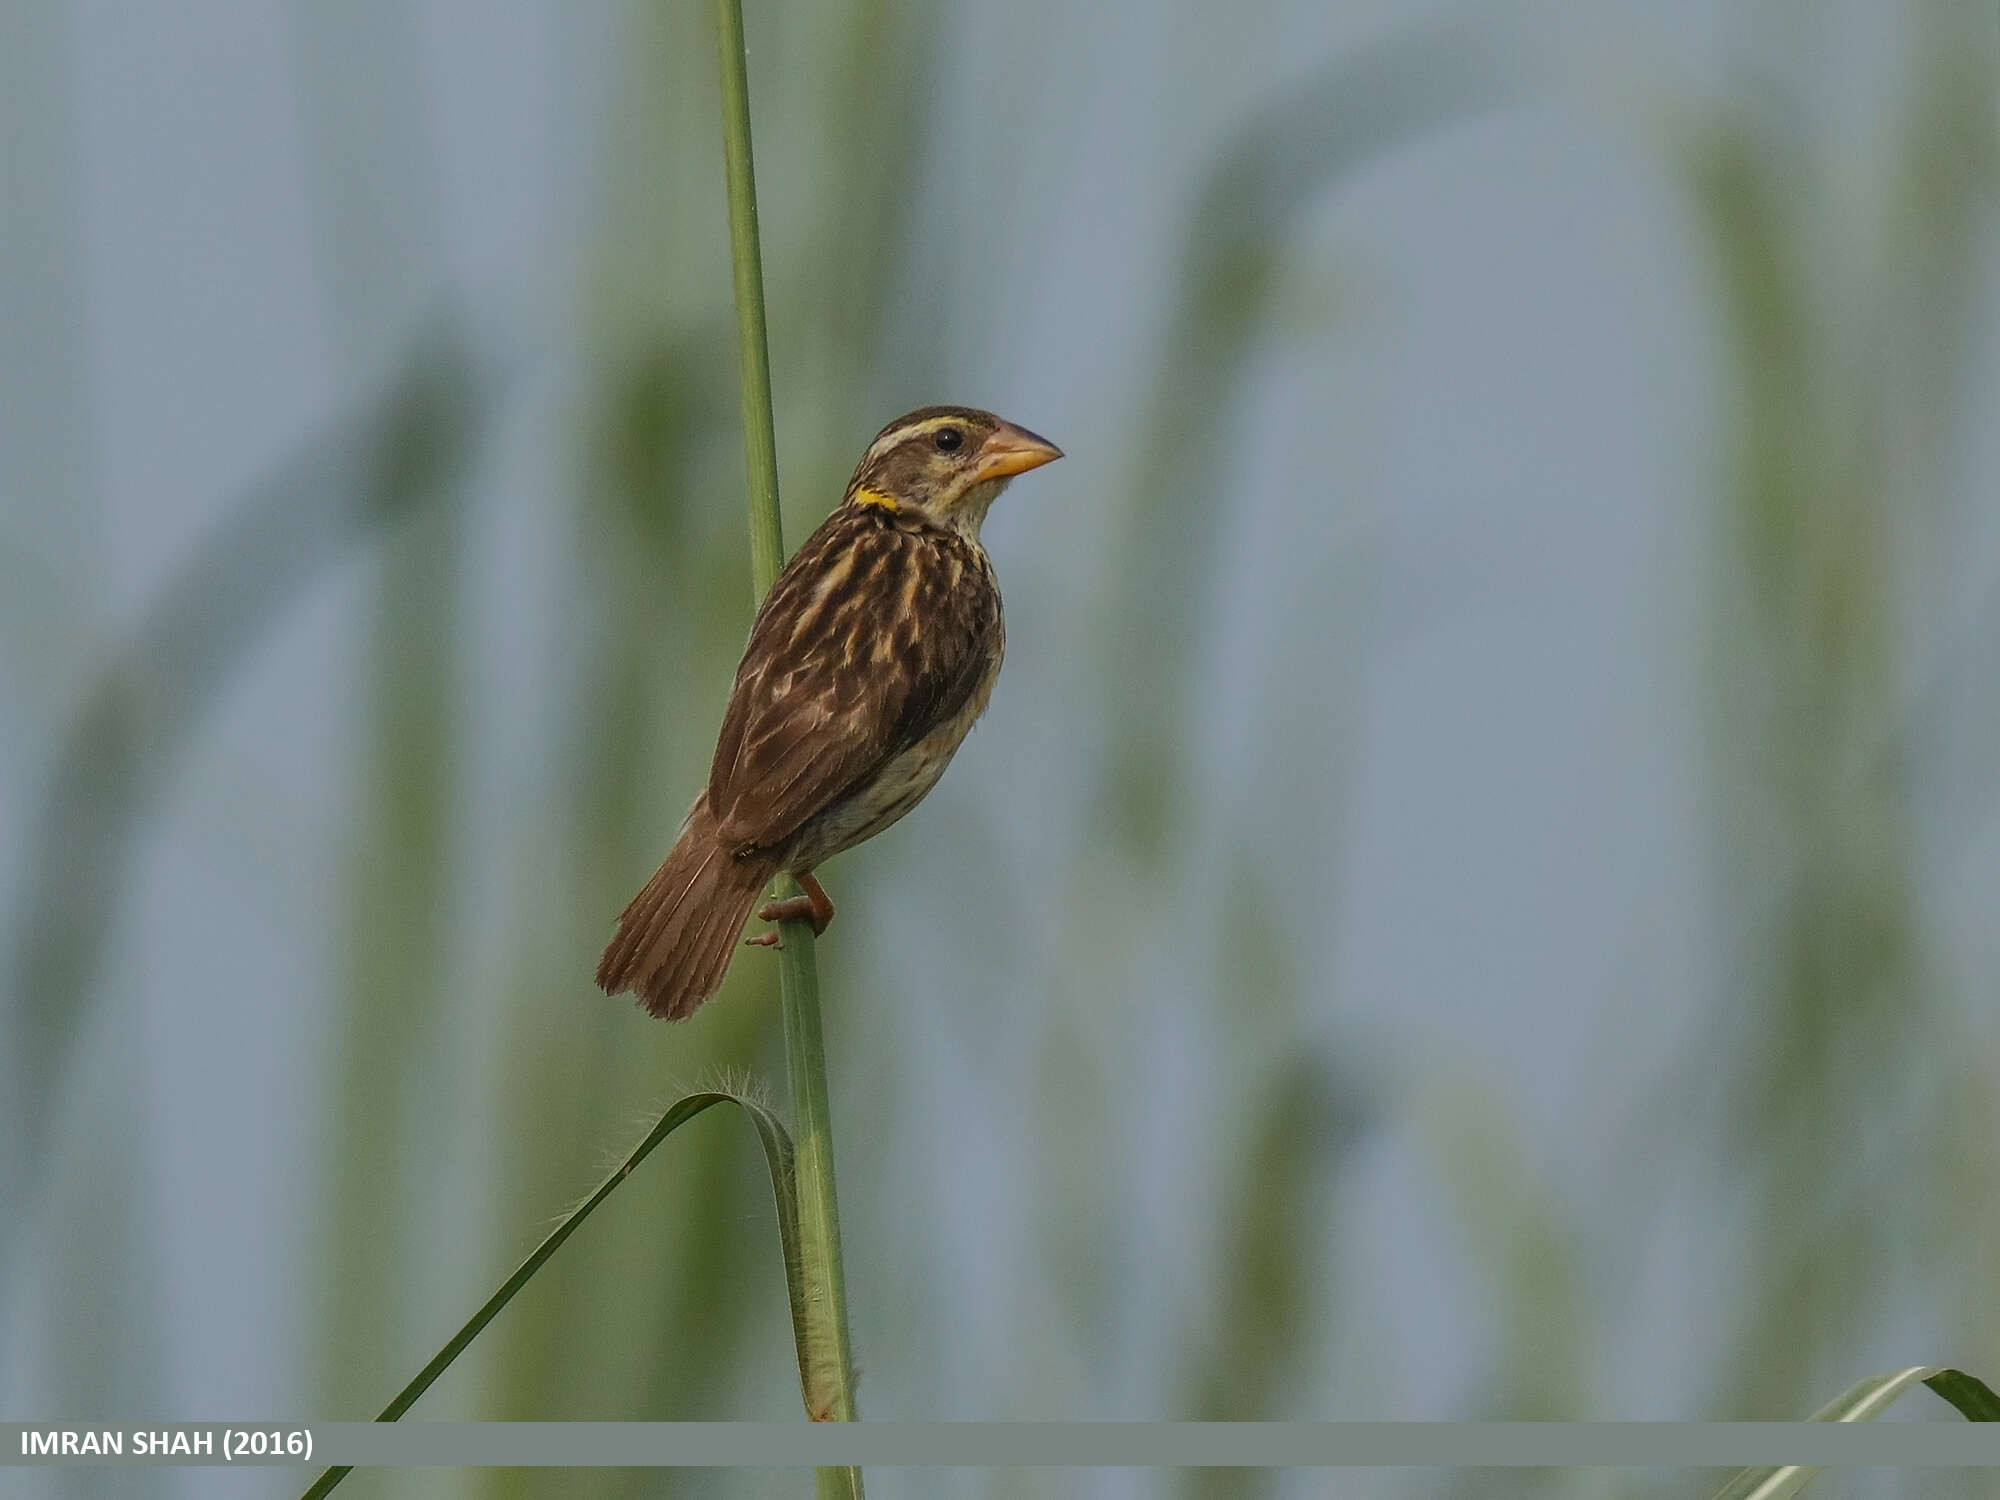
[3,2,1998,1498]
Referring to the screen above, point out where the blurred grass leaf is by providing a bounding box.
[1426,1080,1585,1425]
[1188,1056,1355,1426]
[1680,0,1999,1413]
[1,323,479,1289]
[1101,15,1514,853]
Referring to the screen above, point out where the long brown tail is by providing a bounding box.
[597,797,777,1020]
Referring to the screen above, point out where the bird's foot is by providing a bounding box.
[755,871,835,937]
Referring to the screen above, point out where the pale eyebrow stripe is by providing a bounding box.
[860,415,954,468]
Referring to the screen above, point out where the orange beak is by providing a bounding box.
[970,421,1063,485]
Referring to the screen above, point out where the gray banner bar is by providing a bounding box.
[5,1423,1999,1469]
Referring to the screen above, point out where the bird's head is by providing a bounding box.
[843,406,1062,539]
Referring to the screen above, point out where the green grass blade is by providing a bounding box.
[1708,1365,1999,1500]
[296,1087,810,1500]
[1924,1368,2000,1422]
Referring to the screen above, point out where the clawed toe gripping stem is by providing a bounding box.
[747,871,835,946]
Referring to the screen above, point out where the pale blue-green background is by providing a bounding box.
[3,2,1997,1498]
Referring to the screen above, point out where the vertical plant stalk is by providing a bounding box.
[715,0,785,599]
[713,0,864,1474]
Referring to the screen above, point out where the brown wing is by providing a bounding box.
[707,506,999,855]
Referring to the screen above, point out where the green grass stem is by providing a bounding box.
[713,3,864,1494]
[713,0,783,603]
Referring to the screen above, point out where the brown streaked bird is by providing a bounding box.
[597,406,1063,1020]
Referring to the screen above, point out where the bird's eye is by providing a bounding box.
[933,426,964,453]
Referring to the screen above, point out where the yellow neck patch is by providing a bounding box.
[851,487,901,514]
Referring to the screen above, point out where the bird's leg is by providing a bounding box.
[754,870,836,937]
[798,871,835,932]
